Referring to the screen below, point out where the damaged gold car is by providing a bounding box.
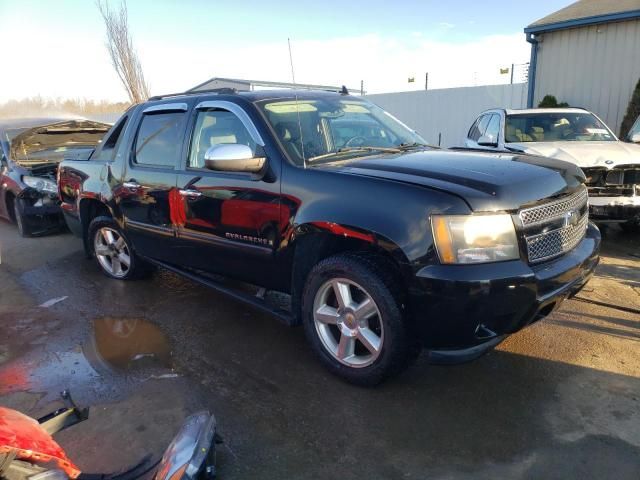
[0,118,110,236]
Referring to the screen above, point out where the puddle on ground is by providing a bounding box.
[84,317,173,372]
[0,317,175,404]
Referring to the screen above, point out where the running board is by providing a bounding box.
[144,258,296,326]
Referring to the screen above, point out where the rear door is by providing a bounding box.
[174,100,283,287]
[118,103,188,263]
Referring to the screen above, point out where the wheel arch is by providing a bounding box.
[79,198,114,257]
[5,191,16,223]
[287,222,410,325]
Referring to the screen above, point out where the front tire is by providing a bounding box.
[88,216,151,280]
[302,253,417,386]
[13,199,32,238]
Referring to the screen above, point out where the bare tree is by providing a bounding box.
[96,0,150,103]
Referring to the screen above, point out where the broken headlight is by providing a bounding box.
[23,176,58,194]
[155,412,217,480]
[431,214,520,264]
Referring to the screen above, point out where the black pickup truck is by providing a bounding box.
[58,89,600,385]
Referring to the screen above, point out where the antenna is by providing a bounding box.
[288,38,306,167]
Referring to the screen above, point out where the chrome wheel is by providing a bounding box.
[313,278,384,368]
[94,227,131,278]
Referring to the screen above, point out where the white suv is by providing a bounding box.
[465,108,640,232]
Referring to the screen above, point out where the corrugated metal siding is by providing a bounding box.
[534,18,640,135]
[365,83,527,147]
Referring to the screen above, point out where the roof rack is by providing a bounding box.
[187,77,363,95]
[147,79,361,102]
[148,87,238,101]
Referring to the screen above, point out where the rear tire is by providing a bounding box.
[302,253,417,386]
[13,199,32,238]
[88,216,152,280]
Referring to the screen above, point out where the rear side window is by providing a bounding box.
[134,112,185,167]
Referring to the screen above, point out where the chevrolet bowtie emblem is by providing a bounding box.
[564,209,580,227]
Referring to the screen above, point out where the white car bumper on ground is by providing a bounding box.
[589,195,640,222]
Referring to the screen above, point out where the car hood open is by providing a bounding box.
[316,150,585,212]
[10,120,110,165]
[507,140,640,169]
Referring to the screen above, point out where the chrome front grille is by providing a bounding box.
[525,215,589,262]
[519,186,589,263]
[519,187,588,226]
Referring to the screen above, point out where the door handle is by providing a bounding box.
[123,180,141,189]
[178,188,202,198]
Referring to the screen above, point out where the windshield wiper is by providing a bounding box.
[396,142,440,150]
[307,146,402,163]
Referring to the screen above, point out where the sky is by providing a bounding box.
[0,0,573,103]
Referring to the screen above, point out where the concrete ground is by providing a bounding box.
[0,219,638,479]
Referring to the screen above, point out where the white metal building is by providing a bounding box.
[526,0,640,135]
[366,83,528,148]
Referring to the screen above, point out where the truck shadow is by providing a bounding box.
[594,261,640,286]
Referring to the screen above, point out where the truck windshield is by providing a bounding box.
[256,97,427,165]
[505,112,615,143]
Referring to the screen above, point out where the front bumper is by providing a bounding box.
[588,196,640,222]
[409,222,601,351]
[15,196,64,233]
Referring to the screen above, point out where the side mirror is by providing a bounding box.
[477,134,498,147]
[630,133,640,144]
[204,144,266,173]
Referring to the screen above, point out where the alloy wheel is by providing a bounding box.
[313,278,384,368]
[94,227,131,278]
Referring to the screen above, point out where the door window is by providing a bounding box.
[484,114,501,141]
[134,112,185,167]
[188,109,257,169]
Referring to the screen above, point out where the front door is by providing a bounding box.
[118,103,187,263]
[175,100,283,288]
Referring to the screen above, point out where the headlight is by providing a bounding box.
[431,214,519,264]
[155,412,217,480]
[23,176,58,194]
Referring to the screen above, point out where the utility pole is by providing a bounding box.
[425,72,429,90]
[360,80,364,96]
[510,63,514,84]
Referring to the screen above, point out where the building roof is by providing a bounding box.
[525,0,640,34]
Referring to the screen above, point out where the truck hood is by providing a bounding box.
[506,141,640,169]
[316,150,585,212]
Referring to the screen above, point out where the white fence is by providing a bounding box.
[365,83,528,148]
